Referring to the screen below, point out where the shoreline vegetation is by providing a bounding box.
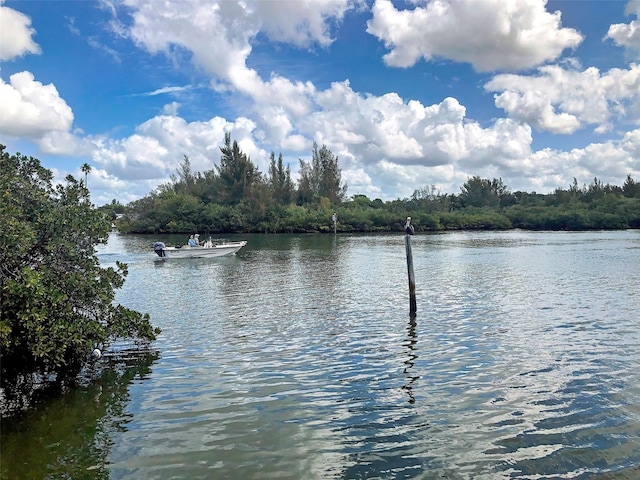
[102,136,640,235]
[3,140,637,415]
[1,145,159,399]
[1,140,638,411]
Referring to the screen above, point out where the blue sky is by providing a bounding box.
[1,0,639,205]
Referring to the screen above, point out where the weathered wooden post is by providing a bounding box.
[332,212,337,234]
[404,216,417,317]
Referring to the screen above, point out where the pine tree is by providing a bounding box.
[296,142,347,207]
[216,132,259,205]
[268,152,295,205]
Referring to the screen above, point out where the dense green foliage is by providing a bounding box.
[0,146,160,384]
[116,136,640,234]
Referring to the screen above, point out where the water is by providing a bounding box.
[2,230,640,479]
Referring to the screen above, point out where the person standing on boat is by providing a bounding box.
[188,235,197,247]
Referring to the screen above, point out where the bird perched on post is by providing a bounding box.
[405,216,415,235]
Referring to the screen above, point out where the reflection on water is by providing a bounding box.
[1,350,158,480]
[402,318,419,405]
[3,230,640,479]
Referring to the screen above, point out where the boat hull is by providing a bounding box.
[155,241,247,259]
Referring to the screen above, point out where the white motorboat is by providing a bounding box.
[153,237,247,259]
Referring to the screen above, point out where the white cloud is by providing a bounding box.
[366,0,583,72]
[0,2,41,61]
[122,0,248,82]
[62,79,532,201]
[536,137,640,189]
[255,0,359,48]
[33,104,640,205]
[162,102,181,115]
[122,0,356,83]
[98,0,118,19]
[6,0,638,206]
[606,0,640,56]
[621,128,640,156]
[0,71,74,138]
[36,130,93,156]
[119,0,545,174]
[294,84,534,175]
[342,166,376,196]
[88,114,265,181]
[139,85,193,96]
[485,64,640,133]
[118,0,356,124]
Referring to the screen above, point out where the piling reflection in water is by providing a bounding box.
[402,317,419,405]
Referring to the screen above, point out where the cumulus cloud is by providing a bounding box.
[621,128,640,156]
[122,0,357,84]
[459,131,640,196]
[254,0,359,48]
[118,0,363,137]
[46,0,550,201]
[162,102,181,115]
[91,171,165,205]
[366,0,583,72]
[0,71,74,138]
[88,114,266,181]
[0,2,41,60]
[295,83,534,174]
[116,0,541,178]
[5,0,638,205]
[606,0,640,56]
[37,130,93,156]
[82,80,537,201]
[485,64,640,133]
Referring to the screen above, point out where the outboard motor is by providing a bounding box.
[153,242,166,257]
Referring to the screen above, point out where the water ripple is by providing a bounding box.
[100,231,640,479]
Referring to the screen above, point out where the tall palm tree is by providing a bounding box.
[81,163,92,187]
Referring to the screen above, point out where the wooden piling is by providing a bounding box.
[405,233,417,317]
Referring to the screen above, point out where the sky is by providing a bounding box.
[1,0,640,206]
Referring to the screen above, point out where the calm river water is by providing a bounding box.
[2,230,640,479]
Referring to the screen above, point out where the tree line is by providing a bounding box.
[111,135,640,234]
